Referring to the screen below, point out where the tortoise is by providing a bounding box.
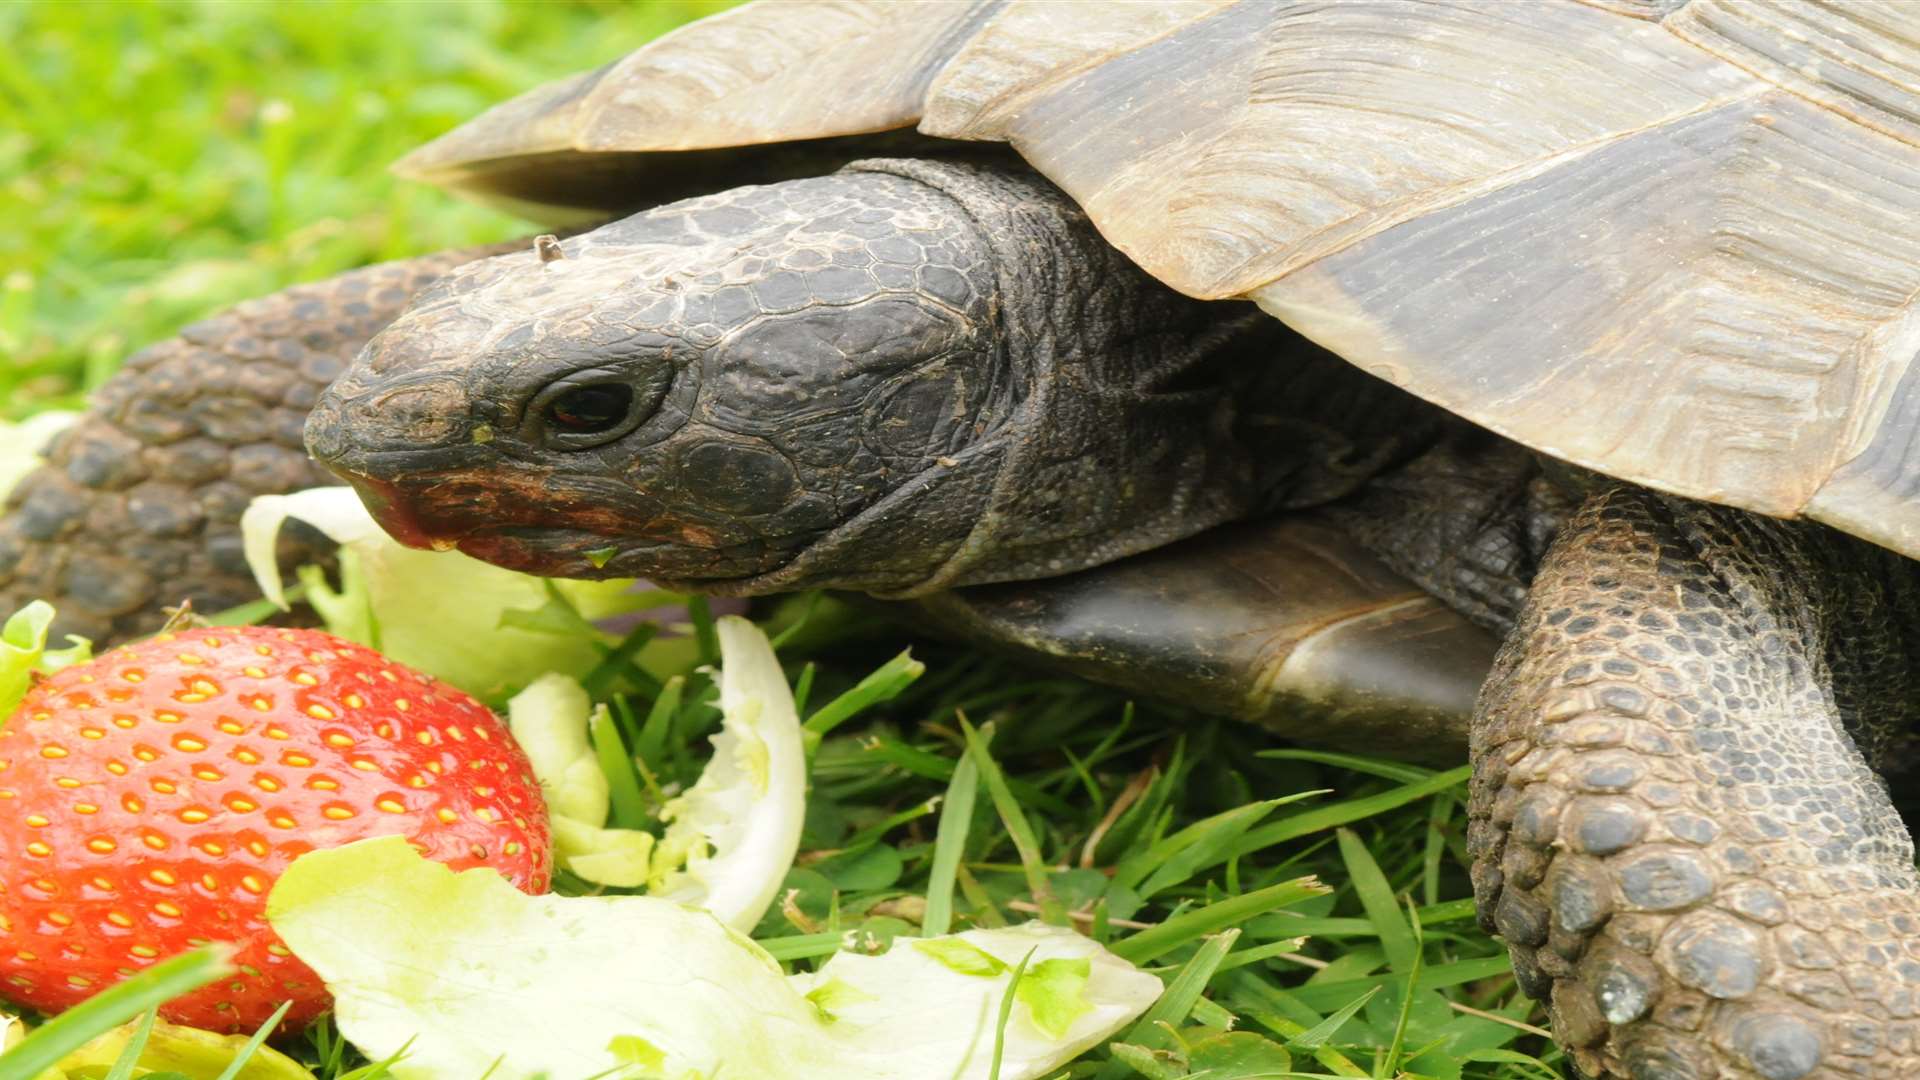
[6,2,1920,1077]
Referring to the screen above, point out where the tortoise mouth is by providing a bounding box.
[331,465,808,585]
[332,471,469,553]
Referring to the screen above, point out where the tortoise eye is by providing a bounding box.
[544,384,634,434]
[526,363,673,450]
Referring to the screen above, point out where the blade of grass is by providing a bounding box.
[791,661,816,716]
[803,649,924,738]
[582,621,659,699]
[985,949,1037,1080]
[1287,986,1380,1051]
[1335,827,1416,973]
[1381,900,1426,1077]
[1117,796,1315,898]
[204,581,307,626]
[589,704,649,830]
[757,932,844,962]
[923,745,981,937]
[770,590,823,648]
[213,1000,293,1080]
[1228,766,1470,859]
[844,796,941,850]
[854,735,1074,816]
[1213,936,1308,973]
[634,674,683,768]
[955,864,1008,928]
[1422,791,1454,909]
[1092,929,1240,1080]
[102,1007,158,1080]
[1111,877,1327,966]
[1226,976,1372,1078]
[686,596,718,665]
[1286,955,1513,1010]
[1256,748,1434,784]
[960,716,1065,924]
[335,1035,414,1080]
[0,946,233,1080]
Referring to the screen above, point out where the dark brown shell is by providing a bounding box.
[395,0,1920,561]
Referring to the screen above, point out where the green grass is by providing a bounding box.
[0,3,1561,1077]
[0,0,733,417]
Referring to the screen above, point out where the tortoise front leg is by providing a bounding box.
[0,243,519,645]
[1471,488,1920,1079]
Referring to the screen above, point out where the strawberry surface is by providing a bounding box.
[0,625,551,1032]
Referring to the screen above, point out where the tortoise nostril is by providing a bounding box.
[307,378,473,464]
[367,382,467,444]
[303,400,347,462]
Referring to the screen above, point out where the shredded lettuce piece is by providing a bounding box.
[1,601,91,723]
[0,411,78,504]
[240,486,642,702]
[508,673,611,824]
[504,618,803,924]
[507,672,655,887]
[268,837,1162,1080]
[10,1015,313,1079]
[650,615,806,930]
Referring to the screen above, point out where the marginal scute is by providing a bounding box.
[572,0,999,152]
[397,0,1002,205]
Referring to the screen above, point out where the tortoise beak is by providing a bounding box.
[335,472,443,551]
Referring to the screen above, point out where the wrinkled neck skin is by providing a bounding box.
[307,157,1441,597]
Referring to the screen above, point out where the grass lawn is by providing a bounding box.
[1,3,1560,1077]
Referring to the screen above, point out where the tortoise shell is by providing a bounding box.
[394,0,1920,561]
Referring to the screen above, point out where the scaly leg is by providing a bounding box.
[0,244,517,644]
[1470,488,1920,1079]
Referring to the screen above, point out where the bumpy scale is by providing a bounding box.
[0,243,520,644]
[1471,490,1920,1079]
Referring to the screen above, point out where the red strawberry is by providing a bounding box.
[0,625,550,1032]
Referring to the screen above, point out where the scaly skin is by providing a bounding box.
[305,160,1451,595]
[1470,488,1920,1080]
[0,244,520,645]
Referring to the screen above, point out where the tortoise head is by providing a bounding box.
[306,159,1296,595]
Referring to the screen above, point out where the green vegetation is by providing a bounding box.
[0,2,1559,1076]
[0,0,732,416]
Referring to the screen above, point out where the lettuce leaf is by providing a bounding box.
[504,618,804,927]
[1,601,91,723]
[507,672,655,888]
[267,837,1162,1080]
[240,486,643,702]
[648,615,806,930]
